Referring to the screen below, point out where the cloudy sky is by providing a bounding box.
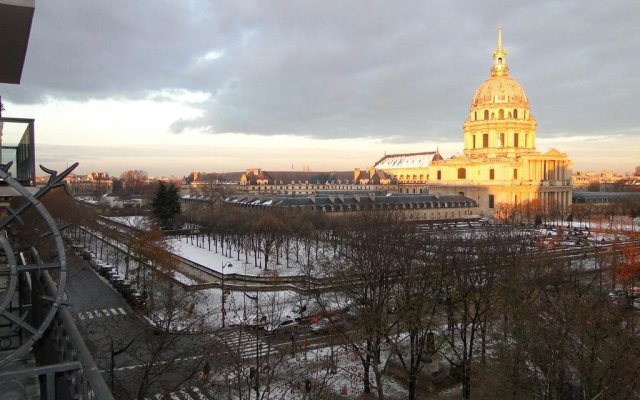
[1,0,639,176]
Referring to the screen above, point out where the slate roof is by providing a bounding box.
[373,152,443,170]
[224,191,477,211]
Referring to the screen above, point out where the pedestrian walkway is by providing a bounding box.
[144,385,218,400]
[77,307,127,320]
[212,328,273,360]
[211,327,334,361]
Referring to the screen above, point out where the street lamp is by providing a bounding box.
[243,261,248,320]
[221,262,232,328]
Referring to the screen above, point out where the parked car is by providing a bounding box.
[115,279,132,291]
[265,317,298,335]
[123,288,145,307]
[309,317,343,334]
[608,288,626,298]
[81,249,92,260]
[633,298,640,310]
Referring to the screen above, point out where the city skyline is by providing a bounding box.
[1,1,639,176]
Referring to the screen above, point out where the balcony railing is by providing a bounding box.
[0,117,35,186]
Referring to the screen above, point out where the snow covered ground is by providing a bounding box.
[169,236,325,278]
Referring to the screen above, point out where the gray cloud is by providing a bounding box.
[2,0,639,143]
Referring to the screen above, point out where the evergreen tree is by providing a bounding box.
[151,182,181,230]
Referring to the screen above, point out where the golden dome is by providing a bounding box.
[470,25,529,109]
[471,75,529,108]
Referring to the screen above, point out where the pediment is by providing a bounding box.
[543,148,566,157]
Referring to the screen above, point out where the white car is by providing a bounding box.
[265,317,298,335]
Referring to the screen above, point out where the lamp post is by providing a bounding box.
[243,261,248,320]
[221,262,232,328]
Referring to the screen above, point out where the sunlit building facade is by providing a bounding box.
[429,27,572,214]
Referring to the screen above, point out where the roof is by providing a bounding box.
[373,152,442,170]
[244,170,354,185]
[225,191,477,210]
[0,1,35,84]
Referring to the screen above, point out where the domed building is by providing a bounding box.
[367,27,572,216]
[428,27,572,216]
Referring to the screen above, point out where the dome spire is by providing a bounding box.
[491,24,508,77]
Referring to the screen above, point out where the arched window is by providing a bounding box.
[513,109,518,119]
[499,109,504,120]
[457,168,466,179]
[484,110,489,120]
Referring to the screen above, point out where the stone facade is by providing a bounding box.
[363,27,572,216]
[430,27,572,214]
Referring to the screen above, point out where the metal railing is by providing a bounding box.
[0,117,35,185]
[0,250,114,400]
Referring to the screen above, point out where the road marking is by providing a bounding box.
[78,313,85,320]
[102,309,110,316]
[94,310,102,318]
[118,307,126,315]
[110,308,117,315]
[179,390,195,400]
[169,392,181,400]
[87,312,94,319]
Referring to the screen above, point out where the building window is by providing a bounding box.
[472,135,476,149]
[489,194,495,209]
[483,134,489,148]
[513,109,518,119]
[499,133,505,147]
[513,169,518,179]
[457,168,466,179]
[499,109,504,120]
[490,169,495,180]
[437,170,442,180]
[484,110,489,120]
[474,111,477,121]
[514,133,519,147]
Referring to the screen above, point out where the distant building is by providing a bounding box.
[62,171,113,196]
[355,27,572,216]
[572,170,628,191]
[239,168,353,186]
[357,152,443,184]
[223,191,480,222]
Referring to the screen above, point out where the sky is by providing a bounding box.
[1,0,639,177]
